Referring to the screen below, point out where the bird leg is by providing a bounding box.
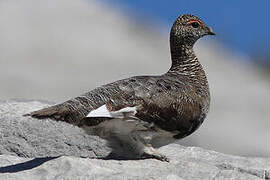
[130,130,170,162]
[141,145,169,162]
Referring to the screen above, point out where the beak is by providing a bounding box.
[207,27,216,35]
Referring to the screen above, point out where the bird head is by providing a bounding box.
[170,14,215,46]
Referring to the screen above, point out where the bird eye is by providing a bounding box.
[191,22,199,28]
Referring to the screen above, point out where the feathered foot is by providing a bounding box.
[141,146,169,162]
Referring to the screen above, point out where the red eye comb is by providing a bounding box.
[187,20,201,25]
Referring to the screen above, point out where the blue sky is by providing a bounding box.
[102,0,270,60]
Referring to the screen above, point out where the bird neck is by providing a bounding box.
[169,34,197,70]
[168,36,203,75]
[168,36,209,95]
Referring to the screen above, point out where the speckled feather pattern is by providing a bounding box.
[26,14,214,160]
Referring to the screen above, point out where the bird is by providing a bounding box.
[24,14,215,162]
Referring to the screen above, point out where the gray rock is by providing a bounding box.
[0,146,269,180]
[0,100,270,180]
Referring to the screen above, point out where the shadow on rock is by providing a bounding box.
[0,157,59,173]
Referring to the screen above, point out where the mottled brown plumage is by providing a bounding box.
[25,14,215,161]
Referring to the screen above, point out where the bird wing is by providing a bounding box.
[77,88,146,127]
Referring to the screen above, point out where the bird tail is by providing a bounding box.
[24,104,68,120]
[23,101,86,125]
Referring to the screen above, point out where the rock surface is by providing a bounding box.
[0,100,270,180]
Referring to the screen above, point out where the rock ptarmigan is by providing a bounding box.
[25,14,215,162]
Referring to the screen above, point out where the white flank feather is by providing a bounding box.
[87,104,112,117]
[87,105,137,118]
[110,106,137,118]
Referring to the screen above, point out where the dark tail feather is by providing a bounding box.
[23,104,70,121]
[23,102,87,125]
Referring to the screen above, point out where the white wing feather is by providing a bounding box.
[86,105,111,117]
[87,104,137,118]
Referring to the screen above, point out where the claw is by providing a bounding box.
[141,152,170,162]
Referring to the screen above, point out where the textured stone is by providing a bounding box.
[0,100,270,180]
[0,146,270,180]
